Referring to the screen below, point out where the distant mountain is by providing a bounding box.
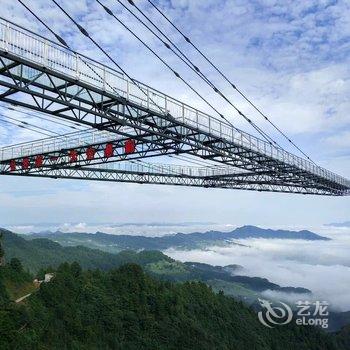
[1,228,310,296]
[328,311,350,332]
[5,227,350,333]
[230,225,330,240]
[182,262,311,294]
[25,225,329,254]
[326,221,350,227]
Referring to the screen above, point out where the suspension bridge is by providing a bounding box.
[0,1,349,196]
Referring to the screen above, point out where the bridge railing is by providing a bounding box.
[0,129,124,161]
[63,160,244,178]
[0,127,242,178]
[0,17,349,188]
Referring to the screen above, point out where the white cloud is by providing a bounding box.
[325,131,350,150]
[164,228,350,311]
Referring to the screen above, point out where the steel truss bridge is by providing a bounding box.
[0,18,349,196]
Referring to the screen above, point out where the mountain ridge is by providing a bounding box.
[4,227,350,333]
[24,225,330,253]
[0,228,311,296]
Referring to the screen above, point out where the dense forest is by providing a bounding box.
[1,229,350,349]
[0,228,172,272]
[0,261,347,350]
[0,228,312,295]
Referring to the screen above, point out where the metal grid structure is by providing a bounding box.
[0,17,349,196]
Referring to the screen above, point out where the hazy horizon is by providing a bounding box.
[4,221,350,236]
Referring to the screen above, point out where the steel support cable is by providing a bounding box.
[170,155,208,167]
[0,104,81,130]
[18,0,68,47]
[19,1,296,178]
[0,114,60,135]
[115,0,282,149]
[145,0,315,163]
[95,1,244,135]
[16,110,80,130]
[0,117,53,137]
[51,0,179,121]
[2,102,84,129]
[117,0,215,90]
[17,0,131,104]
[96,0,280,148]
[172,155,209,167]
[51,0,271,172]
[137,159,218,178]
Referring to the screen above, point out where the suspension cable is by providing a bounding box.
[114,0,281,148]
[0,104,81,130]
[17,0,131,104]
[23,0,289,167]
[0,117,53,137]
[146,0,314,163]
[0,114,60,135]
[25,0,272,155]
[18,0,68,47]
[51,0,274,158]
[96,0,278,147]
[50,0,180,121]
[4,103,84,128]
[170,155,220,168]
[95,2,237,131]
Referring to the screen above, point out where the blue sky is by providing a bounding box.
[0,0,349,227]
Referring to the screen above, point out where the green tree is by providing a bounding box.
[0,261,347,350]
[9,258,22,273]
[70,261,82,277]
[0,233,4,266]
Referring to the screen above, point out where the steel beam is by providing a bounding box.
[0,18,349,195]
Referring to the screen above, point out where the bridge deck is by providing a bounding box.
[0,17,349,195]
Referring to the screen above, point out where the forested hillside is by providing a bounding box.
[0,228,310,297]
[0,262,345,350]
[0,228,171,273]
[0,230,349,349]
